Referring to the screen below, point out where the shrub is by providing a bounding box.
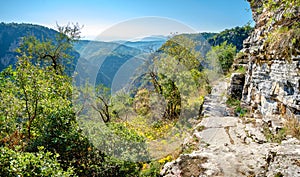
[205,41,236,75]
[140,161,162,177]
[0,146,75,177]
[27,109,144,176]
[226,97,248,117]
[263,123,286,143]
[226,97,241,107]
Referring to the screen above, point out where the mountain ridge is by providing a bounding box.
[0,22,252,87]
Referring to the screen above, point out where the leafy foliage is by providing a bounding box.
[148,36,206,120]
[0,24,146,177]
[263,0,300,19]
[139,161,162,177]
[206,41,236,74]
[0,22,254,176]
[207,25,253,51]
[0,146,75,177]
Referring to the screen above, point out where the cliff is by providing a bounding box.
[238,0,300,127]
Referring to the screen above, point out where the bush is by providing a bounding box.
[226,97,248,117]
[0,146,75,177]
[226,97,241,107]
[28,109,143,176]
[140,161,161,177]
[206,42,236,74]
[263,124,286,143]
[91,122,149,162]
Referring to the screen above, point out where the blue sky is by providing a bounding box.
[0,0,253,40]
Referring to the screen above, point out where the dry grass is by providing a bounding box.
[264,24,300,61]
[284,116,300,139]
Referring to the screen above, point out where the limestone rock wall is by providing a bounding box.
[240,0,300,120]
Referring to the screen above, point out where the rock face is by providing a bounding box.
[227,73,245,100]
[240,0,300,121]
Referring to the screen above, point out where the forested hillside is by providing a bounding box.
[0,23,58,70]
[207,25,253,50]
[0,21,254,176]
[0,22,252,88]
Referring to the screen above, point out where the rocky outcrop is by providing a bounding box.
[240,0,300,121]
[227,73,245,100]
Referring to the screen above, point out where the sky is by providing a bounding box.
[0,0,253,40]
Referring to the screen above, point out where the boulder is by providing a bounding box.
[228,73,245,100]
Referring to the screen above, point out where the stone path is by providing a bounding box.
[161,80,300,177]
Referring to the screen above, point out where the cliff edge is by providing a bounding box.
[238,0,300,122]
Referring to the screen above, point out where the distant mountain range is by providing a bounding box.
[73,40,143,87]
[0,22,252,87]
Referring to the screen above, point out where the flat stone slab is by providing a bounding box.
[199,116,238,128]
[196,128,231,146]
[161,80,300,176]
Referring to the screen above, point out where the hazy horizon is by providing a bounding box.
[1,0,253,40]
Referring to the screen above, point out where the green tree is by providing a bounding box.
[206,41,236,74]
[208,25,253,51]
[0,23,145,176]
[8,23,81,141]
[159,35,202,70]
[16,23,81,74]
[0,146,75,177]
[93,84,113,123]
[144,36,204,120]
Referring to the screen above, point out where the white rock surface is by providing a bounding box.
[161,80,300,177]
